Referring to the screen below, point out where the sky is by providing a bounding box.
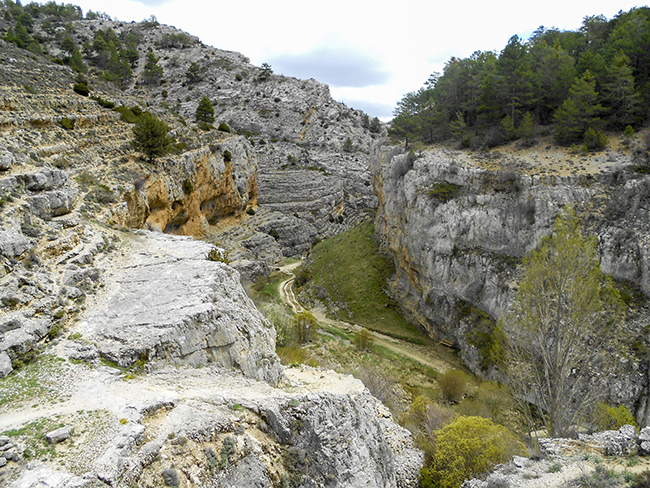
[57,0,647,121]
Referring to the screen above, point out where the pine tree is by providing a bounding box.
[186,62,201,84]
[131,113,174,162]
[69,48,87,73]
[553,70,604,145]
[195,96,215,125]
[519,111,534,141]
[143,49,163,86]
[61,35,75,54]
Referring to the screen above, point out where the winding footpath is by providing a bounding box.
[278,261,453,374]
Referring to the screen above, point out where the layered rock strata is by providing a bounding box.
[371,145,650,420]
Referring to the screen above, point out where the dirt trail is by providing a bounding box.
[278,262,452,374]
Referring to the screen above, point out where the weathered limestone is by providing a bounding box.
[371,146,650,419]
[81,231,284,385]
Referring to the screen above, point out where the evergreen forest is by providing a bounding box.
[390,7,650,150]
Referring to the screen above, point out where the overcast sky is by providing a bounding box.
[61,0,646,120]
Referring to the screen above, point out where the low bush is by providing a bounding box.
[422,416,525,488]
[438,370,469,404]
[592,402,637,432]
[206,247,229,264]
[293,311,316,344]
[354,328,373,351]
[357,366,398,410]
[92,96,115,109]
[218,121,231,133]
[73,82,89,96]
[59,117,74,130]
[570,465,623,488]
[429,182,460,203]
[584,127,609,151]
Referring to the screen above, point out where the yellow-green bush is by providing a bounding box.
[421,416,525,488]
[593,402,638,432]
[438,370,469,404]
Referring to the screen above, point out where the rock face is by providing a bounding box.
[0,14,421,488]
[371,145,650,419]
[2,364,422,488]
[81,231,284,385]
[113,139,258,237]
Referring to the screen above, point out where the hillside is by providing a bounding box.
[0,4,427,487]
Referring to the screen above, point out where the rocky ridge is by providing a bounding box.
[0,229,422,487]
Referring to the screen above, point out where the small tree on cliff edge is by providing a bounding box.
[501,206,625,438]
[131,112,174,162]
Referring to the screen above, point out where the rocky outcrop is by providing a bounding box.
[80,231,284,385]
[113,137,258,237]
[2,363,421,488]
[371,145,650,418]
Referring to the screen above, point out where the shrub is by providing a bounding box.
[624,125,635,139]
[429,182,460,203]
[59,117,74,130]
[425,416,525,488]
[356,366,398,410]
[219,435,236,469]
[92,96,115,109]
[592,402,638,432]
[73,82,89,96]
[438,370,469,404]
[583,127,609,151]
[354,328,373,351]
[293,311,315,344]
[632,470,650,488]
[223,150,232,162]
[206,247,229,264]
[182,179,194,194]
[294,266,311,287]
[571,465,622,488]
[114,106,138,124]
[402,395,454,439]
[218,122,231,133]
[259,302,293,347]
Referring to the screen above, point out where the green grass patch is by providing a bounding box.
[304,221,431,345]
[249,270,287,304]
[0,355,66,409]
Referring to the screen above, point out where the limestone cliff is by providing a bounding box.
[371,144,650,422]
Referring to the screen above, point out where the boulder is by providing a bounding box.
[639,426,650,455]
[46,426,73,444]
[161,468,180,487]
[0,150,14,170]
[219,454,271,488]
[26,188,77,218]
[0,228,31,258]
[0,351,12,378]
[82,231,284,386]
[23,168,68,191]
